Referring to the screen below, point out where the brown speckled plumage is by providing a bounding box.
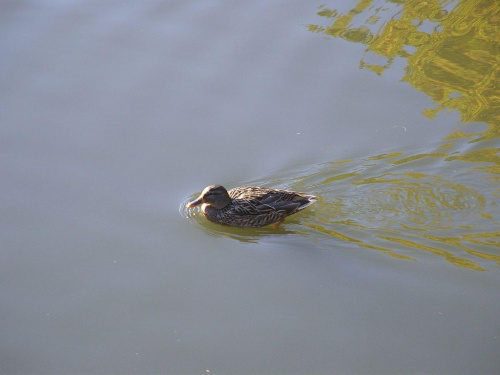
[187,185,317,228]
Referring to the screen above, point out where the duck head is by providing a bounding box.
[187,185,231,209]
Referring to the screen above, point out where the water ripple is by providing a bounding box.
[180,141,500,271]
[179,191,306,243]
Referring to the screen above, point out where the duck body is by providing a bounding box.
[187,185,317,228]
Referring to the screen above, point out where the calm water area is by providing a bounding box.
[2,1,499,374]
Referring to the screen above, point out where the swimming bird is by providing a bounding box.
[187,185,318,228]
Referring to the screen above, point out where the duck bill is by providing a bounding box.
[187,197,203,208]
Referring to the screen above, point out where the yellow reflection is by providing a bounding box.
[308,0,500,138]
[358,243,416,261]
[391,153,448,165]
[368,152,405,160]
[301,0,500,271]
[186,151,499,270]
[378,235,486,271]
[424,233,500,265]
[189,1,499,271]
[286,152,498,270]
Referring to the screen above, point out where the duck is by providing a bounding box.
[187,185,317,228]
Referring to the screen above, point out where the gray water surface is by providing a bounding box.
[2,1,499,374]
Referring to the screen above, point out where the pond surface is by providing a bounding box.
[2,1,499,374]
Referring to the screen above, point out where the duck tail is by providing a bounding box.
[295,194,318,211]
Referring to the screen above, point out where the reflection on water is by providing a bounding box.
[180,195,313,243]
[181,136,499,271]
[182,0,500,271]
[305,150,498,271]
[303,0,499,270]
[307,0,500,138]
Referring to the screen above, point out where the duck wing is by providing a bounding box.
[228,187,316,216]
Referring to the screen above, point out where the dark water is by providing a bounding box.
[2,1,499,374]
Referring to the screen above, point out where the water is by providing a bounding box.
[2,1,499,374]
